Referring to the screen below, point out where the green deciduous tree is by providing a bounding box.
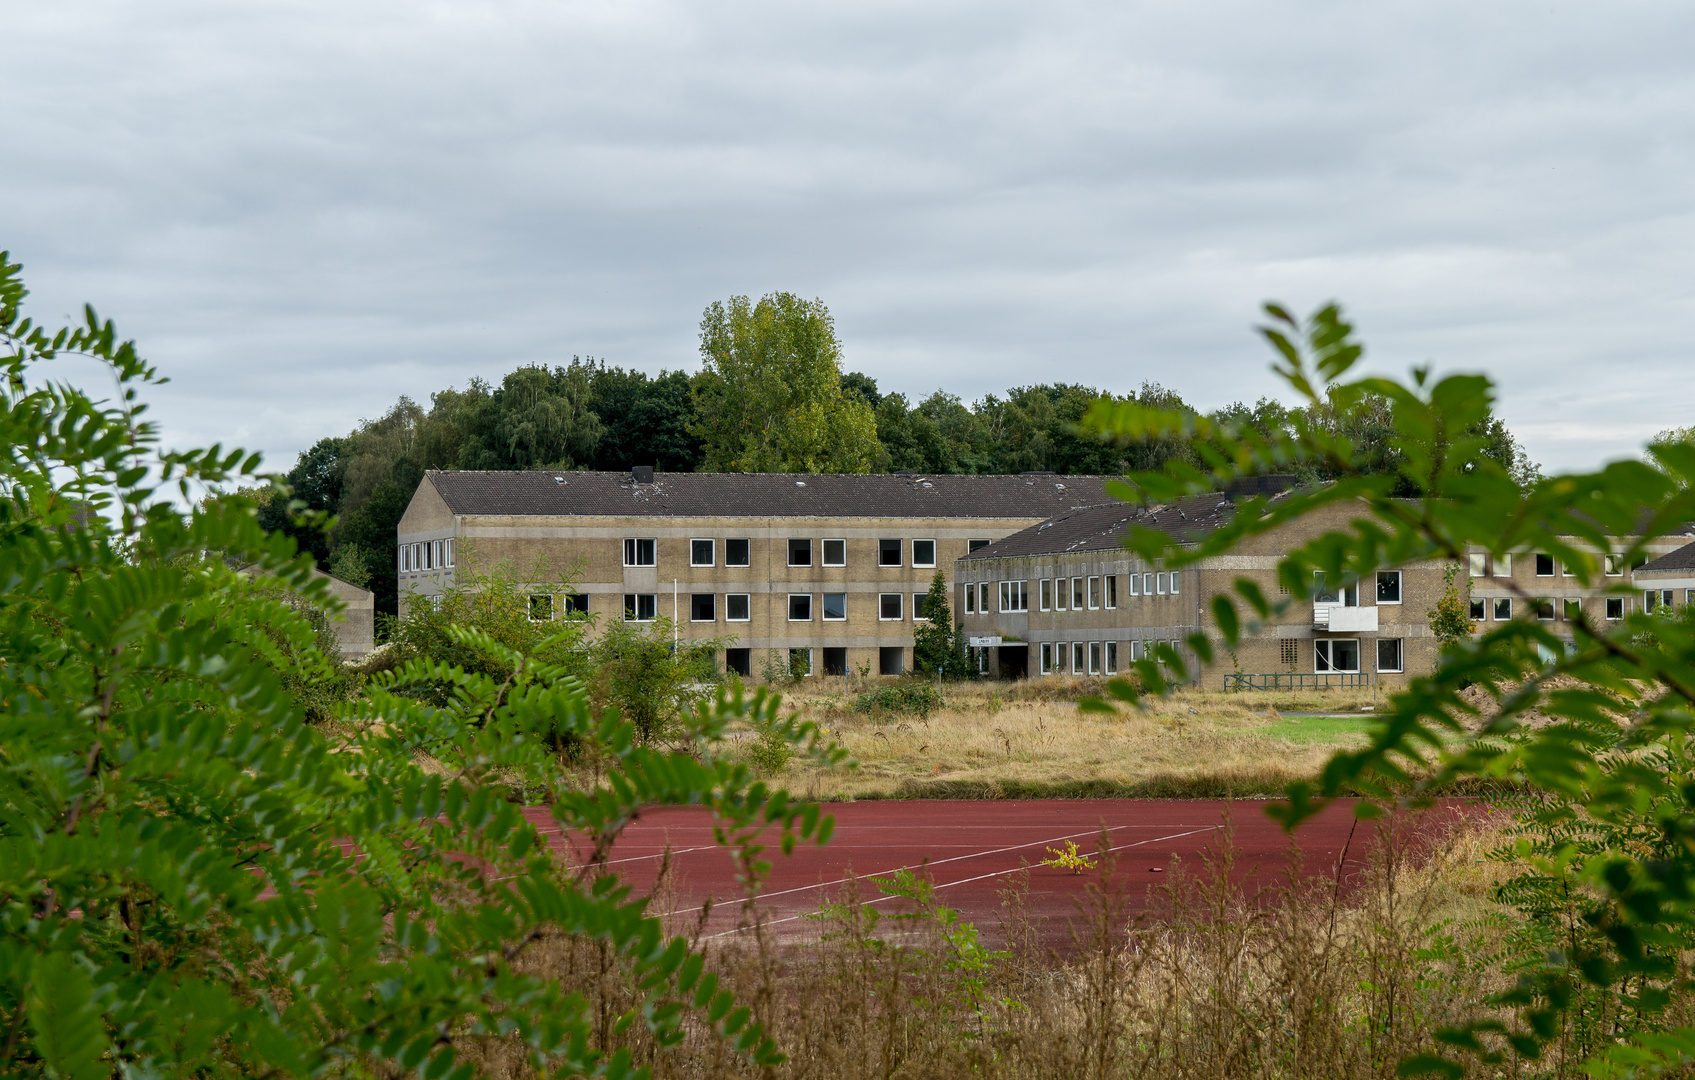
[0,252,844,1080]
[691,292,881,473]
[1085,300,1695,1077]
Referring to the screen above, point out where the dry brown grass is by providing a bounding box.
[750,679,1401,800]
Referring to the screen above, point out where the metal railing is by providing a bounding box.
[1223,672,1373,692]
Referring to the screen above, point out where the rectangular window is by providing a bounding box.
[399,545,409,572]
[564,593,588,615]
[1469,552,1486,577]
[1606,597,1625,620]
[1143,572,1154,593]
[1563,560,1576,577]
[1072,642,1086,674]
[1072,577,1085,608]
[1040,642,1054,675]
[1563,597,1582,621]
[690,594,715,622]
[788,594,813,621]
[1494,597,1512,621]
[1534,597,1555,621]
[978,582,990,615]
[879,539,902,567]
[529,594,554,621]
[1535,553,1555,577]
[623,594,657,621]
[1647,589,1676,612]
[1054,578,1067,611]
[445,538,455,568]
[1131,640,1143,662]
[879,647,904,676]
[788,539,813,567]
[823,592,847,621]
[789,648,813,678]
[1496,553,1512,577]
[879,593,903,620]
[690,539,715,567]
[999,580,1028,612]
[433,540,444,568]
[1105,641,1118,674]
[726,538,751,566]
[1604,553,1624,576]
[1376,571,1402,604]
[823,539,846,566]
[968,538,991,553]
[1314,638,1360,673]
[726,593,750,622]
[1469,598,1486,620]
[623,538,657,567]
[912,539,936,568]
[963,584,976,615]
[823,647,848,676]
[913,593,930,620]
[1155,572,1166,596]
[1128,572,1139,597]
[1105,576,1117,609]
[1376,638,1404,673]
[1089,642,1102,675]
[1039,578,1052,611]
[1087,576,1101,609]
[1169,572,1180,596]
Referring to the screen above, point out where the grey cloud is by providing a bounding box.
[5,0,1695,473]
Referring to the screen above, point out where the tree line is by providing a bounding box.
[260,290,1540,615]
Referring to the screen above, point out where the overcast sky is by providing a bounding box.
[6,0,1693,474]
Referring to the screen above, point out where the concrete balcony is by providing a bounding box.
[1313,603,1378,632]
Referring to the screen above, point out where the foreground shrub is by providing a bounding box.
[853,680,943,717]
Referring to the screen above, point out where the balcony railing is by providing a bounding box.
[1223,672,1373,691]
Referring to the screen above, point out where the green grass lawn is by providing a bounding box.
[1268,712,1382,744]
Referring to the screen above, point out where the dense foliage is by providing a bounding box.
[1088,302,1695,1077]
[0,253,845,1079]
[913,570,973,679]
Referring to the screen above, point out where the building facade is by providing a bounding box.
[395,469,1111,677]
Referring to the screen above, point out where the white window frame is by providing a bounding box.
[399,545,410,572]
[1535,597,1556,621]
[1071,577,1085,609]
[1496,553,1512,577]
[529,593,554,622]
[623,538,657,567]
[433,540,444,568]
[1563,597,1583,621]
[1040,642,1054,675]
[1039,578,1052,611]
[963,584,976,615]
[623,593,657,622]
[978,582,990,615]
[789,648,814,678]
[1128,572,1139,597]
[878,539,903,567]
[445,538,455,568]
[689,593,716,623]
[1376,638,1404,674]
[1605,554,1624,576]
[822,592,847,621]
[1494,596,1512,621]
[1155,572,1166,596]
[1088,641,1101,675]
[1072,642,1086,674]
[999,580,1028,612]
[1105,576,1117,609]
[1606,596,1625,621]
[1130,640,1142,662]
[1468,552,1486,577]
[1376,570,1403,605]
[879,593,904,621]
[1054,578,1067,611]
[788,593,813,622]
[912,539,937,568]
[1535,553,1555,577]
[1087,576,1100,610]
[913,593,929,621]
[1105,641,1118,674]
[725,538,752,567]
[1169,572,1180,596]
[968,538,991,553]
[823,538,847,567]
[1314,638,1361,674]
[1469,597,1486,621]
[725,593,751,622]
[690,538,715,567]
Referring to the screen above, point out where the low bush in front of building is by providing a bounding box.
[853,680,944,717]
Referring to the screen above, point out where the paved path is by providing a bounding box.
[526,798,1475,951]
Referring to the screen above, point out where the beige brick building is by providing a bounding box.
[396,468,1111,677]
[958,489,1695,688]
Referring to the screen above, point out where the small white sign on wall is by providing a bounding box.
[968,636,1003,647]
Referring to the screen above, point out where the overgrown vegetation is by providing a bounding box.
[852,680,944,718]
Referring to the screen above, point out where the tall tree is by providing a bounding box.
[584,361,702,472]
[691,292,881,473]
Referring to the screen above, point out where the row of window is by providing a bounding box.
[963,572,1184,615]
[627,537,985,569]
[759,646,910,678]
[1032,638,1202,675]
[400,538,455,573]
[1314,638,1405,674]
[541,591,938,623]
[1467,552,1630,578]
[1465,595,1663,622]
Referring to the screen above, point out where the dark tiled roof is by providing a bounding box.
[425,470,1114,519]
[960,495,1238,560]
[1637,540,1695,574]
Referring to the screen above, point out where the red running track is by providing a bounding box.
[525,799,1477,952]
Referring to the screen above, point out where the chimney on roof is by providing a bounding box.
[1223,474,1296,500]
[631,465,654,484]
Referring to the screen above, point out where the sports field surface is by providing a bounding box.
[530,798,1471,950]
